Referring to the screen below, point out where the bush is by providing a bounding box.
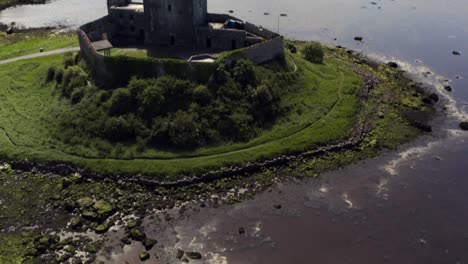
[64,53,75,69]
[106,88,134,116]
[46,66,56,82]
[62,66,88,97]
[54,68,64,84]
[303,42,324,64]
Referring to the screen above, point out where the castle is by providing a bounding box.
[77,0,284,84]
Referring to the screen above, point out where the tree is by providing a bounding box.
[303,42,324,64]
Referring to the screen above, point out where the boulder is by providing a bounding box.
[82,210,98,221]
[354,36,363,41]
[139,251,150,261]
[387,62,398,68]
[460,122,468,131]
[422,97,433,105]
[273,204,282,209]
[377,112,385,119]
[176,249,185,259]
[121,237,131,245]
[94,224,109,234]
[6,27,13,34]
[93,200,115,218]
[40,47,44,52]
[77,197,94,209]
[186,251,203,260]
[429,93,439,102]
[129,228,146,241]
[452,51,461,56]
[143,238,157,250]
[69,217,82,229]
[444,85,453,92]
[238,227,246,235]
[412,121,432,132]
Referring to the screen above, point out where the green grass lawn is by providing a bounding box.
[0,31,78,60]
[109,48,150,59]
[0,49,362,178]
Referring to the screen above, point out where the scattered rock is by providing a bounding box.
[444,85,453,92]
[182,256,190,263]
[459,122,468,131]
[143,238,157,250]
[40,47,44,52]
[387,62,398,68]
[94,224,109,234]
[412,121,432,132]
[69,217,82,229]
[186,251,203,260]
[422,97,433,105]
[82,210,98,221]
[127,219,138,228]
[6,27,13,34]
[429,93,439,102]
[377,112,385,118]
[93,200,115,219]
[273,204,282,209]
[121,237,131,245]
[176,249,185,259]
[354,36,363,41]
[129,228,146,241]
[452,51,461,56]
[228,10,234,13]
[238,227,245,235]
[139,251,150,261]
[77,197,94,209]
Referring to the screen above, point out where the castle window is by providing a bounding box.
[206,37,212,49]
[131,26,135,32]
[170,35,175,46]
[231,39,237,50]
[168,4,172,12]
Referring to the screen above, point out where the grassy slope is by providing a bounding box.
[0,31,77,60]
[0,51,362,177]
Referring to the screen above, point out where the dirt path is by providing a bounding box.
[0,47,79,65]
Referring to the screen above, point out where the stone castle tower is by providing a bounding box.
[143,0,208,47]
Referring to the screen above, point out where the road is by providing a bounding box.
[0,47,80,65]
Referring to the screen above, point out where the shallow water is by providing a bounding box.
[2,0,468,263]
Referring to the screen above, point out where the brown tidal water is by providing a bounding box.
[2,0,468,263]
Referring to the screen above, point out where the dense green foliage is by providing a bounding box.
[54,59,296,149]
[302,42,324,64]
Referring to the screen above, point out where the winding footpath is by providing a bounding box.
[0,47,79,65]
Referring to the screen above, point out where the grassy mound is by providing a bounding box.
[0,45,364,178]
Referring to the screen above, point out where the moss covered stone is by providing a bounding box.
[143,238,157,250]
[93,200,115,217]
[77,197,94,209]
[139,251,150,261]
[129,228,146,241]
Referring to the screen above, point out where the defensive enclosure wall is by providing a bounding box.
[78,14,284,87]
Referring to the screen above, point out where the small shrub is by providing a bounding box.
[46,66,56,82]
[303,42,324,64]
[54,68,64,84]
[64,53,75,69]
[286,43,297,53]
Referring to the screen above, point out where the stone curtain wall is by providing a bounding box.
[242,36,285,64]
[79,16,115,42]
[77,29,107,78]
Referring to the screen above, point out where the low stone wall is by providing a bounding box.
[244,22,279,40]
[224,36,285,65]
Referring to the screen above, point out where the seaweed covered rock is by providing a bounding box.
[129,228,146,241]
